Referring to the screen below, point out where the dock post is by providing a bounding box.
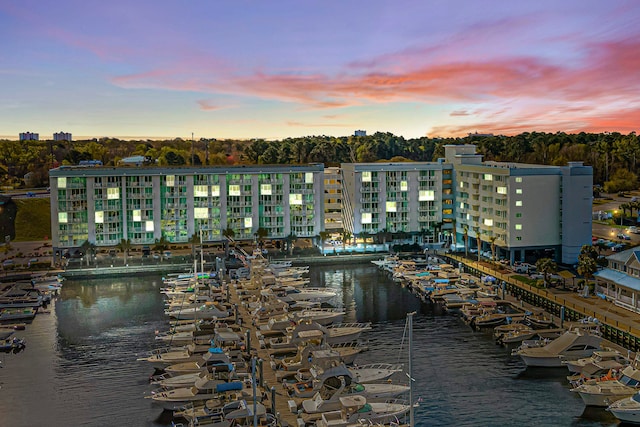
[271,386,277,417]
[560,306,565,328]
[246,329,252,352]
[258,358,264,387]
[502,281,506,300]
[235,304,239,324]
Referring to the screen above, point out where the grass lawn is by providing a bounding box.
[14,198,51,242]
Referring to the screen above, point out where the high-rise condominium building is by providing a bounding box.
[49,164,324,261]
[53,131,72,141]
[19,132,39,141]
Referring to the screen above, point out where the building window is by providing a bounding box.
[58,212,68,223]
[166,175,175,187]
[58,177,67,189]
[211,185,220,197]
[483,174,493,181]
[516,188,523,194]
[484,218,493,226]
[305,172,313,184]
[516,213,522,218]
[194,185,208,197]
[145,221,154,232]
[516,236,522,241]
[400,181,408,192]
[362,171,371,183]
[515,200,523,207]
[107,187,120,200]
[386,201,397,212]
[289,194,302,205]
[515,177,523,183]
[515,224,522,230]
[497,186,507,195]
[260,184,272,195]
[194,207,208,219]
[95,211,104,224]
[361,212,372,224]
[133,209,141,221]
[419,190,435,201]
[229,185,241,196]
[244,217,252,228]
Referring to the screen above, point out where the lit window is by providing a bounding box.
[194,207,208,219]
[95,211,104,224]
[58,177,67,189]
[244,217,252,228]
[260,184,272,195]
[362,171,371,182]
[460,182,464,188]
[497,187,507,195]
[361,212,372,224]
[484,218,493,226]
[289,194,302,205]
[229,185,241,196]
[58,212,68,223]
[419,190,435,201]
[400,181,408,192]
[305,173,314,184]
[516,188,523,194]
[459,202,465,209]
[211,185,220,197]
[386,201,397,212]
[133,209,141,222]
[515,200,523,207]
[515,224,522,230]
[107,187,120,200]
[483,174,493,181]
[166,175,175,187]
[466,213,471,220]
[515,177,523,183]
[194,185,208,197]
[145,221,154,232]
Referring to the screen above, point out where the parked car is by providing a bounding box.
[617,233,631,240]
[513,263,536,274]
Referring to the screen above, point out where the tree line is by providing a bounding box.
[1,131,638,191]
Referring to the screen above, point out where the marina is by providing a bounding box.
[0,260,629,426]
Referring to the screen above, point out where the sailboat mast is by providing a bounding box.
[409,311,415,427]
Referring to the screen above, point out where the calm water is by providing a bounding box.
[0,264,620,427]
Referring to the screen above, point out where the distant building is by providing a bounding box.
[19,132,39,141]
[323,167,343,232]
[354,130,366,137]
[53,131,72,141]
[119,156,146,167]
[467,132,494,138]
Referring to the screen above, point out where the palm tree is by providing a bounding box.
[318,231,331,247]
[254,227,269,248]
[536,258,558,287]
[153,235,169,261]
[80,240,97,267]
[489,236,497,262]
[284,233,297,256]
[463,225,469,258]
[116,238,132,265]
[473,226,481,263]
[341,231,352,252]
[188,232,202,261]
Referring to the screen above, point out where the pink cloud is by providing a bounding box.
[197,100,227,111]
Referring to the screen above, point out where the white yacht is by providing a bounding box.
[607,392,640,424]
[147,379,245,411]
[571,355,640,407]
[166,302,230,320]
[291,309,345,326]
[313,395,410,427]
[512,328,603,367]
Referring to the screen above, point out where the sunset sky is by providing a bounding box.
[1,1,639,140]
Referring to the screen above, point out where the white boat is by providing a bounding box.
[180,400,277,427]
[166,303,230,320]
[563,349,629,374]
[607,391,640,424]
[147,379,246,411]
[313,395,409,427]
[164,348,233,376]
[348,363,404,384]
[571,355,640,407]
[263,286,337,304]
[512,328,603,368]
[151,367,234,390]
[0,328,15,340]
[292,309,345,326]
[137,344,209,370]
[301,392,409,422]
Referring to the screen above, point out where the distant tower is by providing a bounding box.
[354,130,366,137]
[19,131,39,141]
[53,131,72,142]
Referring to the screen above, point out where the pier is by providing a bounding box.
[440,254,640,351]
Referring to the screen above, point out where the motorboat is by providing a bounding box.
[286,364,409,400]
[300,392,409,423]
[137,344,212,370]
[166,302,230,320]
[512,328,603,368]
[0,336,26,353]
[0,327,15,340]
[291,309,345,326]
[177,399,276,427]
[150,367,235,390]
[0,307,37,321]
[348,363,404,384]
[0,287,43,308]
[147,379,246,411]
[164,348,233,376]
[262,286,337,304]
[313,395,410,427]
[606,391,640,424]
[571,355,640,406]
[563,349,629,374]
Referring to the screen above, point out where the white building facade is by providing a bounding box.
[19,132,39,141]
[53,131,72,141]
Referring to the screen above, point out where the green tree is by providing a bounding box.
[536,258,558,287]
[153,235,169,261]
[254,227,269,247]
[80,240,97,267]
[489,236,497,262]
[116,238,132,265]
[577,244,599,290]
[318,231,331,246]
[463,225,469,258]
[188,232,202,261]
[341,231,352,252]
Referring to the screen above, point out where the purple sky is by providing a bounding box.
[1,0,639,140]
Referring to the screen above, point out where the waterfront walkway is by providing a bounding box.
[446,254,640,350]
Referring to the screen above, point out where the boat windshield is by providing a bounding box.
[619,375,640,387]
[633,393,640,403]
